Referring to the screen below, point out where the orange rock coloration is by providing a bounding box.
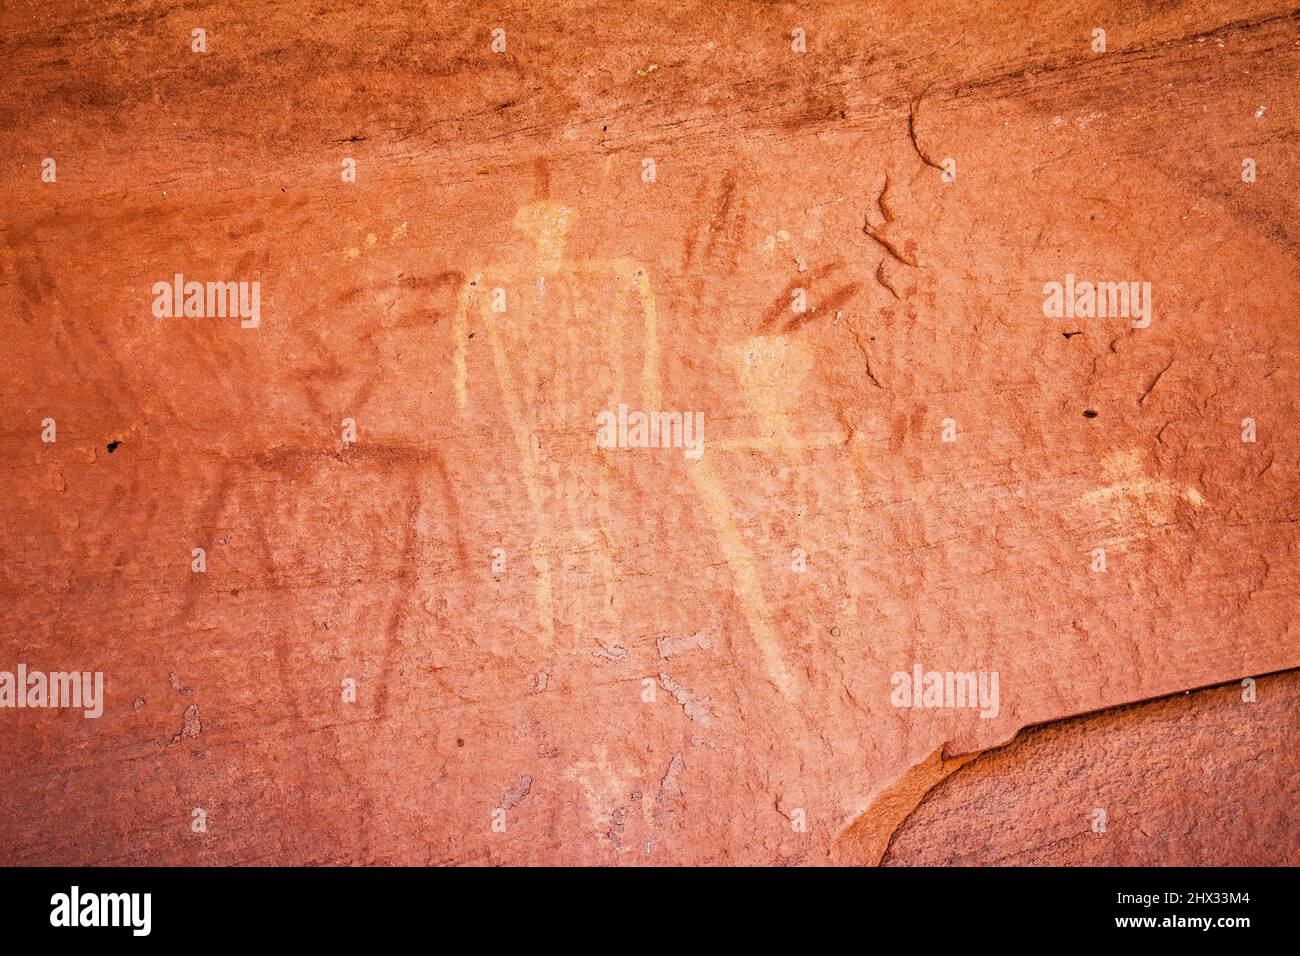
[0,0,1296,865]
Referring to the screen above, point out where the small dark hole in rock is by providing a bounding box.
[106,441,120,453]
[1083,410,1098,419]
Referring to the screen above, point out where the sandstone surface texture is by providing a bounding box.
[0,0,1296,865]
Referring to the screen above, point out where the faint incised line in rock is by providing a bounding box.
[1138,356,1175,406]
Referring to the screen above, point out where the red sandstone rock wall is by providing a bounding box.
[883,671,1300,866]
[0,0,1296,865]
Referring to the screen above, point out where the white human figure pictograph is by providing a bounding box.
[453,199,661,646]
